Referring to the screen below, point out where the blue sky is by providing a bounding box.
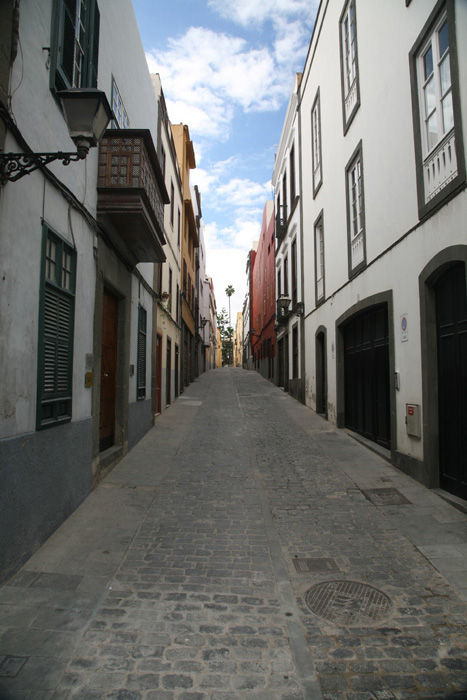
[132,0,319,324]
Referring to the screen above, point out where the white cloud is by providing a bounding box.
[207,0,316,28]
[145,21,307,143]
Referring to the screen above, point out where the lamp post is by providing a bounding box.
[0,88,112,184]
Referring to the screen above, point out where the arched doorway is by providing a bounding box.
[434,262,467,499]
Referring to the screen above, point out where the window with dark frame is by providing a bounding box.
[137,305,147,400]
[289,145,296,204]
[345,141,366,276]
[170,181,175,226]
[50,0,100,93]
[339,0,360,133]
[312,88,323,196]
[37,225,76,429]
[291,239,297,308]
[409,0,465,219]
[314,211,325,305]
[168,267,173,313]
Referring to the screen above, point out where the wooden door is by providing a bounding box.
[344,305,390,448]
[435,263,467,499]
[166,338,172,407]
[99,290,118,452]
[155,334,162,415]
[175,345,179,397]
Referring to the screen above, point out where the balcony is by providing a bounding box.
[97,129,169,266]
[275,204,287,240]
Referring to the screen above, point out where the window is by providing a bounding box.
[291,239,298,308]
[284,255,289,295]
[37,225,76,429]
[50,0,100,92]
[277,268,282,297]
[137,306,147,400]
[410,0,465,217]
[177,209,181,247]
[111,77,129,129]
[156,263,162,296]
[339,0,360,133]
[160,143,166,180]
[168,267,173,313]
[346,142,366,276]
[176,284,180,322]
[170,181,175,227]
[314,212,325,305]
[312,89,323,196]
[283,169,288,216]
[289,145,296,204]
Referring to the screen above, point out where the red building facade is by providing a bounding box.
[251,201,276,379]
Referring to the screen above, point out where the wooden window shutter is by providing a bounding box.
[137,306,147,400]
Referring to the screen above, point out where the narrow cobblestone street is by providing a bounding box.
[1,368,467,700]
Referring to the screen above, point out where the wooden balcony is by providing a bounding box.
[97,129,169,266]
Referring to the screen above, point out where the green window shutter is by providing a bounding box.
[51,0,100,91]
[84,0,100,88]
[53,0,76,90]
[137,306,147,400]
[37,226,76,429]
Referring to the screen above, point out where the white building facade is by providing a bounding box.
[0,0,168,580]
[272,73,305,402]
[299,0,467,498]
[152,74,183,413]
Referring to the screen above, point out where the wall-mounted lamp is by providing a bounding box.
[0,88,112,184]
[199,318,208,328]
[277,295,304,317]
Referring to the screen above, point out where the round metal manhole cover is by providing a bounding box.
[305,580,392,625]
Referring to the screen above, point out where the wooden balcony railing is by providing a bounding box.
[97,129,169,265]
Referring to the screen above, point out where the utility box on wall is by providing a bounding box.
[406,404,421,438]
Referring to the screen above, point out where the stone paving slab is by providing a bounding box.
[0,368,466,699]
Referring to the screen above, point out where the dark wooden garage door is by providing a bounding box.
[435,262,467,500]
[344,305,390,448]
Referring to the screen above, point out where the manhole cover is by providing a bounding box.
[293,558,340,573]
[361,488,410,506]
[305,580,392,624]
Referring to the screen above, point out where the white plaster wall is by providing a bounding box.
[300,0,467,460]
[0,0,164,438]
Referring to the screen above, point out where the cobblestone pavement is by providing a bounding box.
[1,368,466,700]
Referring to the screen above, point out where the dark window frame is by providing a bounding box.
[36,224,76,430]
[345,140,367,278]
[137,305,147,400]
[314,209,326,306]
[409,0,465,220]
[339,0,360,135]
[311,87,323,197]
[50,0,100,94]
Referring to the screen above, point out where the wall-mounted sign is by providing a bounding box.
[400,314,408,342]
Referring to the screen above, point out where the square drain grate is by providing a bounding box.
[361,488,411,506]
[293,558,340,573]
[0,656,28,677]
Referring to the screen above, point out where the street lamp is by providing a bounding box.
[0,88,112,184]
[277,294,305,317]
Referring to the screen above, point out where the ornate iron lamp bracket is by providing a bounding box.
[0,151,83,184]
